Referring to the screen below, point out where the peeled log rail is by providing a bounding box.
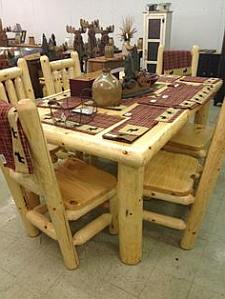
[143,210,186,230]
[73,213,112,245]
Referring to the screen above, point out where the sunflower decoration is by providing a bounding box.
[119,16,137,42]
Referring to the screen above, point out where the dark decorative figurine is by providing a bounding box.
[99,25,114,56]
[122,43,158,98]
[80,19,101,58]
[66,24,86,72]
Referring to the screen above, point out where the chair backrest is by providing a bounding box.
[0,59,35,105]
[181,97,225,247]
[0,98,61,200]
[40,51,81,96]
[156,45,199,76]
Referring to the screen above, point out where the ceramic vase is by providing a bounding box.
[92,69,122,107]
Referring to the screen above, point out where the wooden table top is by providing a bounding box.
[38,76,222,168]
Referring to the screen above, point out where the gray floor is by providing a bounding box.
[0,103,225,299]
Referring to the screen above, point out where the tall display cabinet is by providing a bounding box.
[143,10,172,73]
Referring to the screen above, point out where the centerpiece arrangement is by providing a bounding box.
[119,16,158,98]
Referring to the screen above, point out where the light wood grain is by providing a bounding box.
[40,51,81,96]
[0,59,34,104]
[118,164,144,264]
[2,98,117,269]
[143,210,186,230]
[55,158,116,210]
[73,213,112,245]
[181,97,225,249]
[17,99,79,269]
[37,79,222,264]
[144,150,200,196]
[166,122,213,152]
[191,45,200,76]
[144,190,195,205]
[194,100,210,126]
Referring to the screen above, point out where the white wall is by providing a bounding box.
[0,0,224,51]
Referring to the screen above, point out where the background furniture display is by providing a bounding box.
[197,51,220,78]
[0,98,117,269]
[143,9,172,73]
[87,53,123,72]
[40,51,81,96]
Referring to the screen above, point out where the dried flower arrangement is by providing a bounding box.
[119,16,137,42]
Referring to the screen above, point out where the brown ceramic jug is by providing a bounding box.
[92,69,122,107]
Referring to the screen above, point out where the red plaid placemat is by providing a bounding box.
[138,84,203,109]
[179,76,220,84]
[103,105,182,143]
[42,109,123,135]
[158,75,181,83]
[0,100,33,173]
[163,51,192,71]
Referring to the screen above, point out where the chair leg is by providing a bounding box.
[1,167,39,237]
[109,194,118,235]
[181,199,205,250]
[47,205,79,270]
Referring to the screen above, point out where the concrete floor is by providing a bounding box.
[0,103,225,299]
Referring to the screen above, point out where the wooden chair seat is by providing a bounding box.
[164,122,213,157]
[144,151,200,196]
[55,159,116,210]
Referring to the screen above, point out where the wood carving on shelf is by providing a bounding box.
[41,33,66,60]
[66,24,86,72]
[99,25,114,56]
[122,43,158,98]
[4,22,27,45]
[0,18,8,47]
[80,19,101,58]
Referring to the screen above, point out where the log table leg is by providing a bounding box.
[118,163,144,265]
[194,100,210,126]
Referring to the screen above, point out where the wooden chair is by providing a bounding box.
[40,51,81,96]
[143,97,225,249]
[156,44,212,158]
[0,98,117,269]
[0,60,60,158]
[156,44,199,76]
[0,58,35,104]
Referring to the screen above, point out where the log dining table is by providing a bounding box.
[37,76,222,265]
